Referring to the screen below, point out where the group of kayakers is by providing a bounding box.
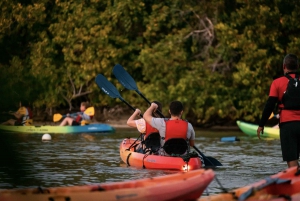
[127,100,196,157]
[5,54,300,167]
[1,98,194,158]
[1,101,92,127]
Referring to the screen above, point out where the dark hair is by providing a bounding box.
[21,100,29,107]
[81,101,90,108]
[283,54,299,70]
[152,101,162,117]
[169,101,183,116]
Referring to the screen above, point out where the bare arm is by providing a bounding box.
[127,109,141,128]
[189,139,195,147]
[144,103,158,125]
[13,112,23,119]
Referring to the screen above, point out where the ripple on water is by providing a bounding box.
[0,129,288,194]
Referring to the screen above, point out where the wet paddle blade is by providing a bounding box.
[84,107,95,116]
[95,74,122,99]
[95,74,137,112]
[112,64,138,91]
[53,114,63,122]
[204,157,223,167]
[269,112,274,119]
[193,146,222,167]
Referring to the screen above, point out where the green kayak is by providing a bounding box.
[236,120,279,139]
[0,123,115,134]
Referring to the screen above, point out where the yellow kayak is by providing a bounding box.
[236,120,279,139]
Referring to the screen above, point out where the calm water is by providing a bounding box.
[0,127,286,195]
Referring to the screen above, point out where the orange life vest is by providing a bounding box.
[27,107,33,119]
[165,120,188,141]
[145,122,159,139]
[17,107,33,126]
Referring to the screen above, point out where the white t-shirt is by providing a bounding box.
[81,113,91,120]
[135,118,146,133]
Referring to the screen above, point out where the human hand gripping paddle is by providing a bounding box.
[53,107,95,122]
[112,64,222,167]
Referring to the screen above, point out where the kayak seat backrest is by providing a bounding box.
[163,138,188,155]
[144,132,161,153]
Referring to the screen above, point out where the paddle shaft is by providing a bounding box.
[120,97,143,118]
[138,91,164,118]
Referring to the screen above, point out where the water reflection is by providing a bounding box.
[0,128,286,195]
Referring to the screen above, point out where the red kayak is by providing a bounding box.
[0,168,214,201]
[199,166,300,201]
[120,138,202,171]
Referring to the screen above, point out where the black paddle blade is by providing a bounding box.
[204,156,223,167]
[95,74,138,113]
[112,64,138,91]
[193,146,222,167]
[95,74,122,99]
[113,63,164,117]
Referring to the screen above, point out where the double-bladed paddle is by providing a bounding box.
[112,64,223,167]
[95,74,143,118]
[112,64,164,118]
[53,107,95,122]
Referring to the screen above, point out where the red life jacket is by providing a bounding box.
[165,120,188,141]
[75,115,82,123]
[145,122,159,139]
[27,107,33,119]
[75,114,93,123]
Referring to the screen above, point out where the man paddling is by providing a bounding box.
[144,101,195,156]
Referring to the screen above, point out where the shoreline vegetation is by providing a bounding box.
[2,1,299,128]
[26,106,241,130]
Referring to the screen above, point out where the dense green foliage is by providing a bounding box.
[1,0,300,126]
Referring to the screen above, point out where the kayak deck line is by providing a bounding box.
[0,123,115,134]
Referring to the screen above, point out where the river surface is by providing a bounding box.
[0,127,286,196]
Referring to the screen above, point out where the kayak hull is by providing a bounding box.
[198,166,300,201]
[0,124,115,134]
[0,168,214,201]
[236,120,279,139]
[120,138,202,171]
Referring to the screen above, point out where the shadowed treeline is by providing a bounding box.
[1,0,300,127]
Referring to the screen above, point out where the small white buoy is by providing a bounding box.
[42,133,52,141]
